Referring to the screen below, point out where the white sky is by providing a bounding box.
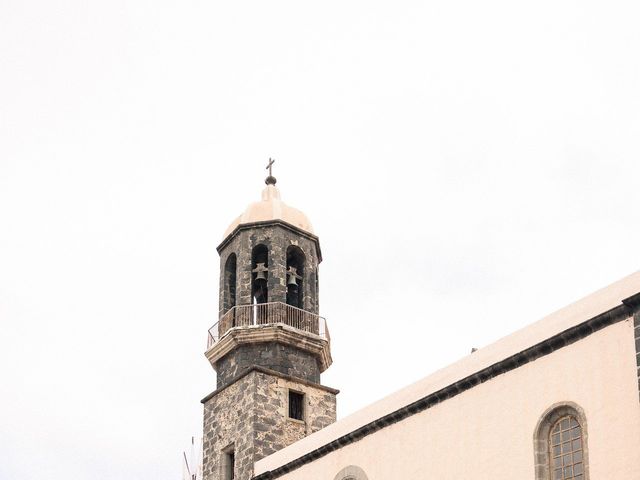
[1,1,639,479]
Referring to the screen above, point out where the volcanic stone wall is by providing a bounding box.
[217,223,321,318]
[202,369,337,480]
[215,341,320,389]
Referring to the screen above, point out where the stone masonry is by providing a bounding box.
[217,222,321,318]
[202,194,336,480]
[215,341,320,389]
[202,368,337,480]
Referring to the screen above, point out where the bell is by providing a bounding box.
[287,266,300,286]
[252,262,268,282]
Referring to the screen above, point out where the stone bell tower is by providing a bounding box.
[201,162,337,480]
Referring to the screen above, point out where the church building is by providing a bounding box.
[201,165,640,480]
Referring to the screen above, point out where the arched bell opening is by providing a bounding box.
[314,269,319,313]
[251,244,269,304]
[223,253,237,313]
[286,246,305,310]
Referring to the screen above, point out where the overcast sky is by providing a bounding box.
[1,1,639,479]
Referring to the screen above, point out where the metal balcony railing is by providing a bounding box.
[207,302,329,349]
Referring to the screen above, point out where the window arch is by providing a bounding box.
[223,253,237,313]
[251,244,269,305]
[286,245,305,309]
[333,465,368,480]
[534,402,589,480]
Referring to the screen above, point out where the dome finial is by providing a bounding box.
[265,157,277,185]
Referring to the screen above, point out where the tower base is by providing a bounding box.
[201,367,338,480]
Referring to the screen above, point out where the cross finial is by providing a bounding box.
[265,158,277,185]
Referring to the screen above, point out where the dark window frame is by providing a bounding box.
[288,389,305,421]
[222,444,235,480]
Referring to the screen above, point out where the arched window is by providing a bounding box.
[549,416,584,479]
[223,253,237,313]
[251,244,268,305]
[534,403,589,480]
[286,246,305,309]
[333,465,368,480]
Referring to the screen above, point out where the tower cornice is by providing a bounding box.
[217,219,322,263]
[205,323,333,373]
[200,365,339,404]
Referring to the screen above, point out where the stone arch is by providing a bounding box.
[333,465,369,480]
[286,245,305,309]
[251,244,269,304]
[533,401,589,480]
[222,253,237,313]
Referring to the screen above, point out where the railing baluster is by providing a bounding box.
[207,302,329,348]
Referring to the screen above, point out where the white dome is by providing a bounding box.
[223,184,314,239]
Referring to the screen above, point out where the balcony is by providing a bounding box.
[207,302,330,350]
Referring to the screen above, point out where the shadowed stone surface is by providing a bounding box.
[215,341,320,389]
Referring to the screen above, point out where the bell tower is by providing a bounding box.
[201,162,337,480]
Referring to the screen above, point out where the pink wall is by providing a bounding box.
[272,319,640,479]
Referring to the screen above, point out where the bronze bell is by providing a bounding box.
[286,266,300,286]
[252,262,268,282]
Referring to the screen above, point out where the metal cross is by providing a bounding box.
[266,158,275,176]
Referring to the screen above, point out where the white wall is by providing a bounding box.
[273,318,640,479]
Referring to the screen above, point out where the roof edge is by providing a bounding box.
[254,295,638,479]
